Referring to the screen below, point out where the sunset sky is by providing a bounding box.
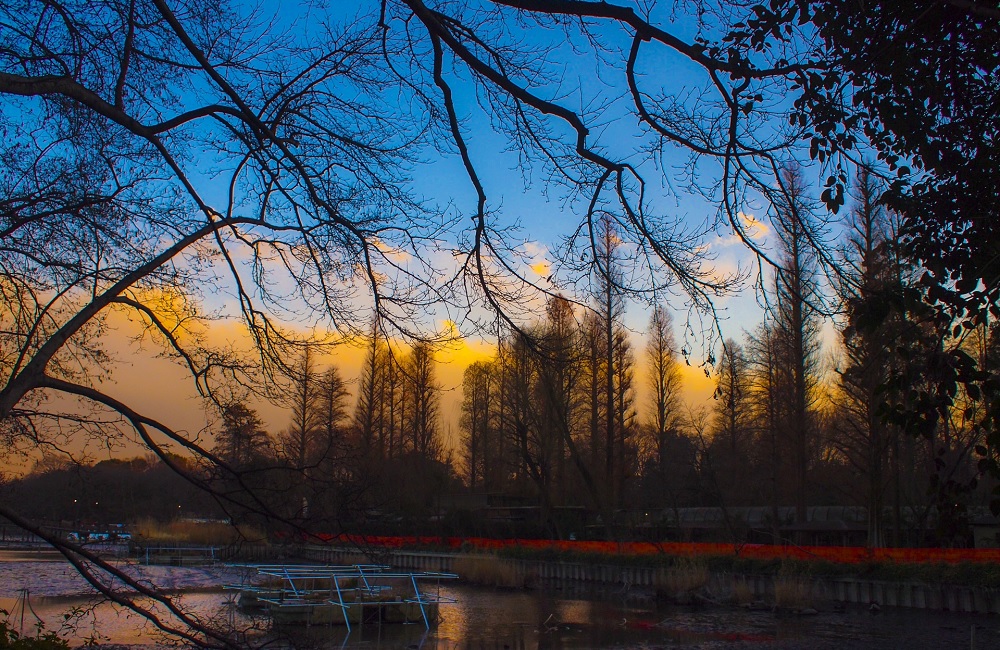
[2,0,838,474]
[89,290,731,466]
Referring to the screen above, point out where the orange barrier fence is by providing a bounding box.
[317,534,1000,565]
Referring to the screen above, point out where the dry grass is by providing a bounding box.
[452,553,529,588]
[731,577,755,605]
[654,560,709,595]
[773,577,815,609]
[133,518,267,546]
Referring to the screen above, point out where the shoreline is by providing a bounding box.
[302,545,1000,614]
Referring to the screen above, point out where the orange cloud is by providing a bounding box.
[372,237,411,262]
[530,260,551,277]
[738,211,769,240]
[521,241,551,281]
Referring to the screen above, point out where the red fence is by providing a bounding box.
[319,534,1000,565]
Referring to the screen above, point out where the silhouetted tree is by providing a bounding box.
[535,296,577,502]
[713,340,752,454]
[279,347,322,471]
[404,341,440,459]
[771,164,824,524]
[460,359,496,490]
[354,323,386,459]
[746,324,784,541]
[708,338,753,506]
[498,329,543,498]
[317,365,349,459]
[215,403,271,469]
[588,215,636,512]
[831,168,905,546]
[645,305,684,470]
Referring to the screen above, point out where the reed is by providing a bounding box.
[773,576,815,609]
[654,559,709,596]
[452,553,528,588]
[730,577,755,605]
[133,518,267,546]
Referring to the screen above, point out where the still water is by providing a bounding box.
[2,549,999,649]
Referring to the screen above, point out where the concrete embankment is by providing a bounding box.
[300,545,1000,614]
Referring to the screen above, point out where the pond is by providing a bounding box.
[2,548,998,649]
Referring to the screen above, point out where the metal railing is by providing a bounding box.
[227,563,458,631]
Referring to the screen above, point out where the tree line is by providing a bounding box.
[200,165,997,549]
[457,166,997,548]
[205,335,462,533]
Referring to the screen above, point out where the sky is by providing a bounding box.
[3,0,847,472]
[82,299,722,465]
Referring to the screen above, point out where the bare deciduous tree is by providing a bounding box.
[770,165,823,524]
[404,341,441,459]
[460,359,495,490]
[646,305,684,468]
[7,0,977,642]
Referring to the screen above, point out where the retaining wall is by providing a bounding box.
[300,545,1000,614]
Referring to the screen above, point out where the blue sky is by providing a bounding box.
[174,1,807,384]
[2,0,853,467]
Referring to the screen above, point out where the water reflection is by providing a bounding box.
[432,586,777,650]
[234,585,1000,650]
[0,549,71,563]
[3,551,1000,649]
[3,586,786,648]
[0,592,241,646]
